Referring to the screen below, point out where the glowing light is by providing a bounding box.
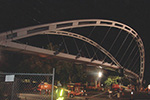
[56,97,64,100]
[148,84,150,90]
[98,72,102,77]
[44,85,48,88]
[60,89,63,96]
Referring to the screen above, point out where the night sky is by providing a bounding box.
[0,0,150,83]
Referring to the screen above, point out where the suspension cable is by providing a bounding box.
[92,46,99,60]
[100,27,112,44]
[46,34,52,49]
[127,50,139,69]
[73,38,80,52]
[68,28,73,32]
[119,37,134,63]
[91,27,112,61]
[134,66,139,74]
[103,29,122,61]
[109,29,122,51]
[84,43,91,58]
[132,63,140,75]
[134,67,140,75]
[62,36,69,54]
[88,26,96,37]
[76,26,96,57]
[131,55,140,71]
[123,44,137,68]
[73,38,81,59]
[115,33,129,57]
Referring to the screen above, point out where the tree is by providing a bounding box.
[104,76,121,87]
[46,43,88,83]
[0,43,88,85]
[72,64,87,83]
[54,60,88,84]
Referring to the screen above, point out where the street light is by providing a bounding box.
[98,72,102,78]
[148,84,150,90]
[148,84,150,94]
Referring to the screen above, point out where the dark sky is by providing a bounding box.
[0,0,150,83]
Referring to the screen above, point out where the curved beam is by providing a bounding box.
[46,30,122,67]
[0,32,139,79]
[44,30,139,78]
[0,19,145,83]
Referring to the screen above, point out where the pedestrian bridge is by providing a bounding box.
[0,19,145,85]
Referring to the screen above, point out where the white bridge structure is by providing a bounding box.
[0,19,145,85]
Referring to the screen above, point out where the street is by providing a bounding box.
[18,91,150,100]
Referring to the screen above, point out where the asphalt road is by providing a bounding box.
[18,91,150,100]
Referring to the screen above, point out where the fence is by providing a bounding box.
[0,68,55,100]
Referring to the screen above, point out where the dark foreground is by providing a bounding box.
[19,91,150,100]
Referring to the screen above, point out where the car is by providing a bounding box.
[67,83,87,98]
[37,82,52,94]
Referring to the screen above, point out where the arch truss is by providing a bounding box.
[0,19,145,85]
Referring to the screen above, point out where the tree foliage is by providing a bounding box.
[104,76,121,87]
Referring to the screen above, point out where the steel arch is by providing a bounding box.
[44,30,139,78]
[0,19,145,84]
[46,30,122,67]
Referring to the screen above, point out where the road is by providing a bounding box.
[19,93,51,100]
[18,91,150,100]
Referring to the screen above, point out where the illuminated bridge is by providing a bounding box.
[0,19,145,85]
